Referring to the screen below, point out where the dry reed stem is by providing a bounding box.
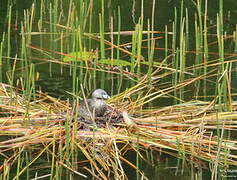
[0,81,237,178]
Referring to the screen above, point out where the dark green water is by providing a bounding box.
[1,0,237,179]
[1,0,236,100]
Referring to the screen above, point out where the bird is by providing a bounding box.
[79,89,110,119]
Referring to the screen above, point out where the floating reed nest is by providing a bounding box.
[1,83,237,179]
[76,106,125,129]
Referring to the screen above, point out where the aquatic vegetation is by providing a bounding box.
[0,0,236,179]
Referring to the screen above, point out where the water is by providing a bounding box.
[0,0,237,179]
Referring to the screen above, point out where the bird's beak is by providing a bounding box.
[103,95,110,99]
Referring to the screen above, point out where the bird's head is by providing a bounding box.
[92,89,110,100]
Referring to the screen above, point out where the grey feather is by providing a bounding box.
[79,89,110,118]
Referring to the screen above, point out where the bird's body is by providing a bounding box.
[79,89,110,118]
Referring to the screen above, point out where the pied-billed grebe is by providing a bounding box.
[79,89,110,118]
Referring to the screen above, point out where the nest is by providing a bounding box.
[1,83,237,179]
[76,106,125,129]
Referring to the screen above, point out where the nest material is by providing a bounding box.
[2,83,237,179]
[77,106,125,129]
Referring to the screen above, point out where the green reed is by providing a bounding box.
[216,0,228,111]
[88,0,93,50]
[194,15,201,95]
[147,0,156,86]
[136,138,140,180]
[131,27,137,74]
[1,0,237,179]
[179,18,186,102]
[71,27,79,95]
[2,0,235,106]
[67,0,74,79]
[25,151,30,180]
[136,20,143,77]
[185,8,189,47]
[0,33,4,82]
[234,26,237,54]
[99,0,105,90]
[50,139,56,180]
[20,20,32,101]
[196,0,203,48]
[5,5,12,75]
[61,0,93,95]
[172,8,177,104]
[177,2,189,103]
[194,0,208,101]
[78,0,85,31]
[108,15,114,95]
[99,0,105,59]
[17,6,38,122]
[116,7,123,94]
[38,0,44,48]
[116,7,121,61]
[7,6,12,59]
[203,0,209,101]
[165,25,168,59]
[65,126,72,174]
[57,131,64,179]
[235,25,237,52]
[49,0,59,77]
[147,21,153,86]
[16,150,22,180]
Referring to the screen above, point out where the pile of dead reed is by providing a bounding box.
[0,82,237,179]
